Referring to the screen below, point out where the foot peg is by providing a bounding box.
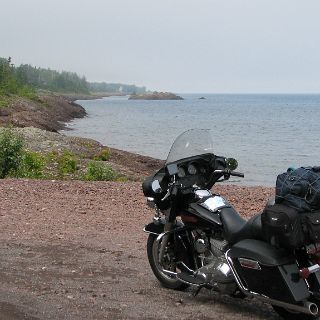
[177,271,208,286]
[176,262,211,287]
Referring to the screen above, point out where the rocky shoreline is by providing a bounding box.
[0,93,86,132]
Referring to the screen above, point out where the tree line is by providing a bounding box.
[16,64,89,94]
[89,82,146,94]
[0,57,28,95]
[0,57,89,95]
[0,57,147,97]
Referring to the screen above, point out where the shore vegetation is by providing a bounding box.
[0,127,127,181]
[0,126,24,178]
[0,57,163,182]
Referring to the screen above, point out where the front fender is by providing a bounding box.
[143,219,184,235]
[144,219,195,269]
[144,219,165,235]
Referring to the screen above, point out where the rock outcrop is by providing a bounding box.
[0,93,86,132]
[129,91,183,100]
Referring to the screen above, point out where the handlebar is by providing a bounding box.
[160,169,244,201]
[213,169,244,178]
[230,171,245,178]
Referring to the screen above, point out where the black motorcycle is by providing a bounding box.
[142,129,320,320]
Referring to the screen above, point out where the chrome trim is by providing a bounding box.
[155,231,169,243]
[225,250,250,294]
[142,226,159,236]
[238,258,261,271]
[177,261,196,275]
[225,250,318,316]
[194,189,212,199]
[218,262,232,277]
[153,216,162,225]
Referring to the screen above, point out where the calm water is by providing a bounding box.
[61,94,320,186]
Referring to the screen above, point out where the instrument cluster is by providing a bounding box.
[176,160,209,187]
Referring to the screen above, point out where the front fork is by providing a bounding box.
[158,222,174,264]
[158,187,179,265]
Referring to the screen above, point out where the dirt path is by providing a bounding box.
[0,179,278,320]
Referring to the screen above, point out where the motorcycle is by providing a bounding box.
[142,129,320,320]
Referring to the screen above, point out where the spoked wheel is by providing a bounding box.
[147,234,189,290]
[272,305,319,320]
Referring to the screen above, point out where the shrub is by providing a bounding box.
[17,86,37,100]
[93,148,110,161]
[116,176,128,182]
[0,127,24,178]
[57,151,77,175]
[84,161,116,181]
[0,96,12,108]
[15,150,44,178]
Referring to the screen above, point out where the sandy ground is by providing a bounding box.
[0,179,282,320]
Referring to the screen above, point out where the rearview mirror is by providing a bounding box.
[166,163,178,176]
[226,158,238,171]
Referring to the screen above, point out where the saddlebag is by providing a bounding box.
[228,239,310,303]
[302,211,320,244]
[261,203,304,249]
[275,166,320,212]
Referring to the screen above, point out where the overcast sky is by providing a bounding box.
[1,0,320,93]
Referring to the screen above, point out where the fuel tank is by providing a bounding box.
[185,190,231,226]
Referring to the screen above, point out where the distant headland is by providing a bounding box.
[129,91,183,100]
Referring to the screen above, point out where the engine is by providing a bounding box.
[193,231,237,294]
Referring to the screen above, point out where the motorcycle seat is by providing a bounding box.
[220,207,264,245]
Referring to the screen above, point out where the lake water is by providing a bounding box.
[61,94,320,186]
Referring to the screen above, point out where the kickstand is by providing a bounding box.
[193,285,204,297]
[192,283,213,297]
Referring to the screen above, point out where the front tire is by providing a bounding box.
[147,234,188,290]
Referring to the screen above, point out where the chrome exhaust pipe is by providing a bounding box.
[305,302,318,316]
[258,297,318,316]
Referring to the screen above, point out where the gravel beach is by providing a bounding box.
[0,179,278,320]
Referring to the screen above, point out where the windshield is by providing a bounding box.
[166,129,215,164]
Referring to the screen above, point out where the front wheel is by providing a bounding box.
[147,234,188,290]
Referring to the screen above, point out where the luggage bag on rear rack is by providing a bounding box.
[275,166,320,212]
